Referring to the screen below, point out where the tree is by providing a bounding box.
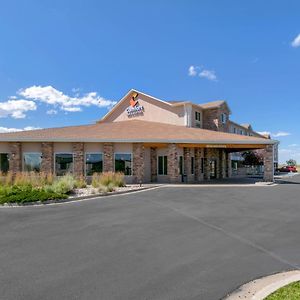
[286,159,297,166]
[242,151,264,166]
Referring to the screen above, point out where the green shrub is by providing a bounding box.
[51,174,77,194]
[0,185,66,204]
[98,183,115,193]
[74,176,87,188]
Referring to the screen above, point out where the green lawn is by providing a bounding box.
[265,281,300,300]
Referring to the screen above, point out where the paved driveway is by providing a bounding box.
[1,175,300,300]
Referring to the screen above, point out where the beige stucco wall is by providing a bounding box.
[85,143,104,153]
[103,93,185,126]
[0,142,10,153]
[22,142,42,153]
[114,143,133,153]
[54,143,73,153]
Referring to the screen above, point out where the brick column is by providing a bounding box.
[168,143,179,183]
[73,142,84,178]
[9,142,22,174]
[204,148,211,180]
[263,144,274,182]
[41,142,54,174]
[219,149,226,179]
[133,143,145,183]
[183,147,191,182]
[103,142,114,172]
[150,147,157,182]
[226,152,232,178]
[194,148,201,182]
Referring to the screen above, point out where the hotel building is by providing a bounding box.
[0,89,277,183]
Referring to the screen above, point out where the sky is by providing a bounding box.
[0,0,299,163]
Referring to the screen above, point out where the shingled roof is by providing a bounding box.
[0,120,275,145]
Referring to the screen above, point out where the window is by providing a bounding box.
[233,127,236,134]
[0,153,9,173]
[55,153,73,176]
[158,156,167,175]
[221,113,227,124]
[195,111,201,122]
[240,129,244,135]
[115,153,132,175]
[179,156,183,175]
[23,153,42,172]
[191,157,195,174]
[201,158,204,174]
[86,153,103,176]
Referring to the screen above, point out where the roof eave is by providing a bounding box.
[0,137,277,145]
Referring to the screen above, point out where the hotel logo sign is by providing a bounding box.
[126,93,144,117]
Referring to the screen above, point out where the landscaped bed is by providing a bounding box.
[0,171,134,205]
[265,281,300,300]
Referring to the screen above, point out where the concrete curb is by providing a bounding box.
[223,270,300,300]
[166,183,277,188]
[0,185,161,208]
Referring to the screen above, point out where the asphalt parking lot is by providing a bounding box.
[1,175,300,300]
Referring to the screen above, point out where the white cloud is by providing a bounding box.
[46,109,58,115]
[273,131,291,137]
[199,69,217,81]
[288,144,298,147]
[257,131,291,138]
[188,65,217,81]
[258,131,271,136]
[188,65,197,76]
[63,107,82,112]
[0,99,37,119]
[0,126,41,133]
[18,85,116,112]
[291,34,300,48]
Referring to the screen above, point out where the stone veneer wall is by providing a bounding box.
[202,104,230,132]
[263,144,274,182]
[194,148,204,182]
[103,142,114,172]
[167,143,179,183]
[133,143,145,183]
[150,147,157,182]
[9,142,22,174]
[219,149,227,179]
[41,142,54,174]
[183,147,192,182]
[73,142,84,178]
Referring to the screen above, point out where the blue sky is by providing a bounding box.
[0,0,299,163]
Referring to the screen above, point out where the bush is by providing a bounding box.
[0,171,54,187]
[51,174,77,194]
[0,185,66,204]
[92,172,125,188]
[75,176,87,188]
[98,183,115,193]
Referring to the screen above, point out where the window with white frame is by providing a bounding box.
[23,152,42,172]
[0,153,9,173]
[195,111,201,122]
[85,153,103,176]
[221,113,227,124]
[115,153,132,175]
[158,156,167,175]
[55,153,73,176]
